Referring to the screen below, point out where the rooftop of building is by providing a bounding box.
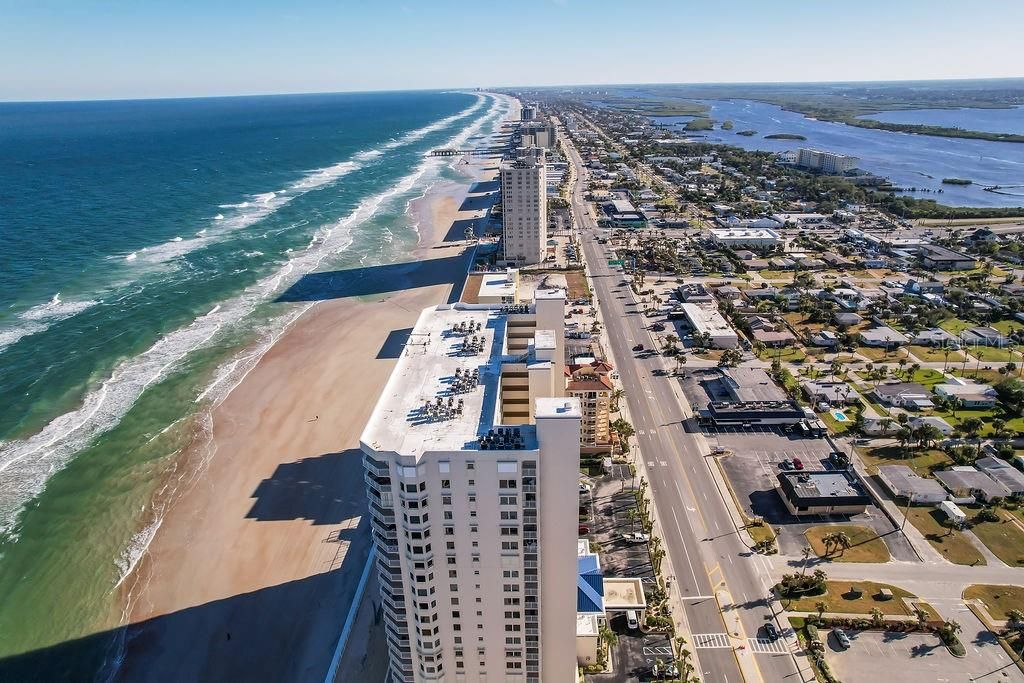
[681,302,736,336]
[477,269,518,300]
[710,227,781,240]
[361,297,567,457]
[721,368,787,403]
[778,471,870,504]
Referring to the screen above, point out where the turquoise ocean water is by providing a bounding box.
[0,89,508,674]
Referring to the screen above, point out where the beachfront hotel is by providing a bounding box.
[500,147,547,266]
[361,286,580,683]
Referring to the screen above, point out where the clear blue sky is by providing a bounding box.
[2,0,1022,101]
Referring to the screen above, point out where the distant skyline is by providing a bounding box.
[2,0,1023,101]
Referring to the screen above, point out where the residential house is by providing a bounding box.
[960,326,1009,348]
[975,457,1024,498]
[935,467,1012,503]
[859,325,909,349]
[746,316,796,347]
[809,330,840,348]
[912,328,960,348]
[909,415,954,436]
[934,377,998,408]
[877,465,948,504]
[803,381,857,407]
[872,382,934,410]
[833,312,862,329]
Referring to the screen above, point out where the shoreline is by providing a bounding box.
[109,97,514,681]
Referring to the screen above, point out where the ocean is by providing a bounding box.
[0,89,508,672]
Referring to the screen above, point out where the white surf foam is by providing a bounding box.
[0,93,501,538]
[0,295,101,355]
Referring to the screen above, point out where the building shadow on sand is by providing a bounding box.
[0,452,372,682]
[247,449,367,526]
[275,252,469,305]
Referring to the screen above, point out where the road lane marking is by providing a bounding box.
[671,506,702,591]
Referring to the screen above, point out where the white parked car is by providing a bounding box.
[621,532,650,544]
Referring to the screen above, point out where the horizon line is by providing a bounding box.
[3,74,1023,105]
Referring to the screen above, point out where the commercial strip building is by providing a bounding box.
[917,244,978,271]
[501,148,548,266]
[708,227,782,249]
[680,302,738,349]
[776,471,871,516]
[794,148,859,174]
[360,287,580,683]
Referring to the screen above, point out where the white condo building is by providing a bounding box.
[501,148,547,265]
[361,287,580,683]
[795,148,858,174]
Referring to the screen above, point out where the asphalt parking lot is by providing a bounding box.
[825,626,1023,683]
[589,619,675,683]
[585,466,655,579]
[711,428,917,561]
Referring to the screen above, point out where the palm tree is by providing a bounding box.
[834,531,852,557]
[611,388,625,412]
[598,620,618,660]
[821,533,835,556]
[870,607,885,627]
[815,601,827,621]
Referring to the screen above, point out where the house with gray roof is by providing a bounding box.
[859,325,909,349]
[935,467,1012,503]
[877,465,948,504]
[975,457,1024,497]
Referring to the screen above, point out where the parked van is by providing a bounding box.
[626,610,640,631]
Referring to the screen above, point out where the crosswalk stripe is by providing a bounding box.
[692,633,732,649]
[747,638,788,654]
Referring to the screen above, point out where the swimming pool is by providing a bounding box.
[832,410,849,422]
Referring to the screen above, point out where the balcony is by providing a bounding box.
[369,503,396,526]
[364,456,391,477]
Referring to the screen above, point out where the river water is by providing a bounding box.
[649,100,1024,207]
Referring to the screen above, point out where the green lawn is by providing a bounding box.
[908,344,966,364]
[939,317,973,335]
[905,507,987,566]
[951,367,1011,385]
[993,319,1024,335]
[969,346,1022,363]
[805,525,891,563]
[783,580,918,616]
[857,367,946,387]
[821,404,861,435]
[930,408,1024,437]
[849,384,893,417]
[857,346,908,361]
[964,584,1024,621]
[969,508,1024,567]
[758,346,807,363]
[857,445,951,477]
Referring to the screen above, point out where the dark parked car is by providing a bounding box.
[763,622,780,641]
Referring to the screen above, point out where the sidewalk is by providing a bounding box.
[332,573,389,683]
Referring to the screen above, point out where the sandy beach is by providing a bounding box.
[115,112,510,681]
